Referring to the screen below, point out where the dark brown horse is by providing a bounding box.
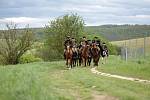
[65,46,73,69]
[72,47,78,67]
[81,45,89,66]
[91,43,100,66]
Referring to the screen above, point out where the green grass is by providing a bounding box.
[98,55,150,80]
[0,61,150,100]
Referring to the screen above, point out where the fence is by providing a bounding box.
[119,36,150,61]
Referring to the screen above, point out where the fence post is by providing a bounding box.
[125,40,128,61]
[125,47,128,62]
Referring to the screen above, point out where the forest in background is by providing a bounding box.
[17,24,150,41]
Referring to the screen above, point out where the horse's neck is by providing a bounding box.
[66,47,71,52]
[92,47,99,54]
[82,46,89,55]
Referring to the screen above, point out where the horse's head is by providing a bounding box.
[92,43,97,49]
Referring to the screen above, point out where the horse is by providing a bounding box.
[72,46,78,67]
[91,43,100,66]
[77,45,82,66]
[87,45,92,66]
[81,44,90,67]
[65,46,73,69]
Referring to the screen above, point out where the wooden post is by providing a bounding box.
[125,40,127,62]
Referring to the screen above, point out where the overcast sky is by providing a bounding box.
[0,0,150,29]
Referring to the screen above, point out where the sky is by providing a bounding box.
[0,0,150,29]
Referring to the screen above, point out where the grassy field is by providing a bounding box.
[0,58,150,100]
[98,55,150,80]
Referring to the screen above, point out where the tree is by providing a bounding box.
[43,13,85,60]
[0,23,35,64]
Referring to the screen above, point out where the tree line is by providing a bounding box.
[0,13,118,65]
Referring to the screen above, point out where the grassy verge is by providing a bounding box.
[98,55,150,80]
[0,61,150,100]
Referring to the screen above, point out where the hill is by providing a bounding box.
[84,25,150,41]
[1,25,150,41]
[32,25,150,41]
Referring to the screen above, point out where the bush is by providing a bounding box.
[19,54,43,64]
[0,55,5,65]
[108,43,121,55]
[36,46,63,61]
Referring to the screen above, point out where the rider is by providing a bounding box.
[87,39,92,46]
[64,36,73,59]
[71,38,77,48]
[82,36,88,46]
[101,42,108,57]
[78,36,88,55]
[71,37,78,53]
[92,36,100,51]
[64,36,72,48]
[92,36,98,44]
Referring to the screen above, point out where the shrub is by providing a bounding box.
[19,54,43,64]
[108,44,121,55]
[0,23,34,65]
[36,46,63,61]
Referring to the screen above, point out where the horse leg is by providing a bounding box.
[79,58,82,66]
[72,58,74,67]
[93,58,96,66]
[75,59,77,67]
[96,57,100,66]
[68,59,71,69]
[93,58,95,66]
[87,57,89,66]
[66,59,68,67]
[101,57,104,64]
[70,59,73,68]
[74,59,76,67]
[85,58,87,67]
[76,58,78,67]
[89,57,92,66]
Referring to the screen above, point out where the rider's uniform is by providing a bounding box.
[101,43,108,57]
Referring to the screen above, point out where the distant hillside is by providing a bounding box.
[84,25,150,41]
[1,25,150,41]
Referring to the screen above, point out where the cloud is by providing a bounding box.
[0,17,51,29]
[128,15,150,19]
[0,17,51,24]
[0,0,150,29]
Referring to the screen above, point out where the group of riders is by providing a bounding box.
[64,36,109,68]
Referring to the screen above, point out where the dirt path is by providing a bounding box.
[91,91,118,100]
[91,67,150,84]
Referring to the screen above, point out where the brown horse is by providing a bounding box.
[81,44,89,66]
[91,43,100,66]
[65,46,73,69]
[72,46,78,67]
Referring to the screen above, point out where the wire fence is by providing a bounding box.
[120,36,150,61]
